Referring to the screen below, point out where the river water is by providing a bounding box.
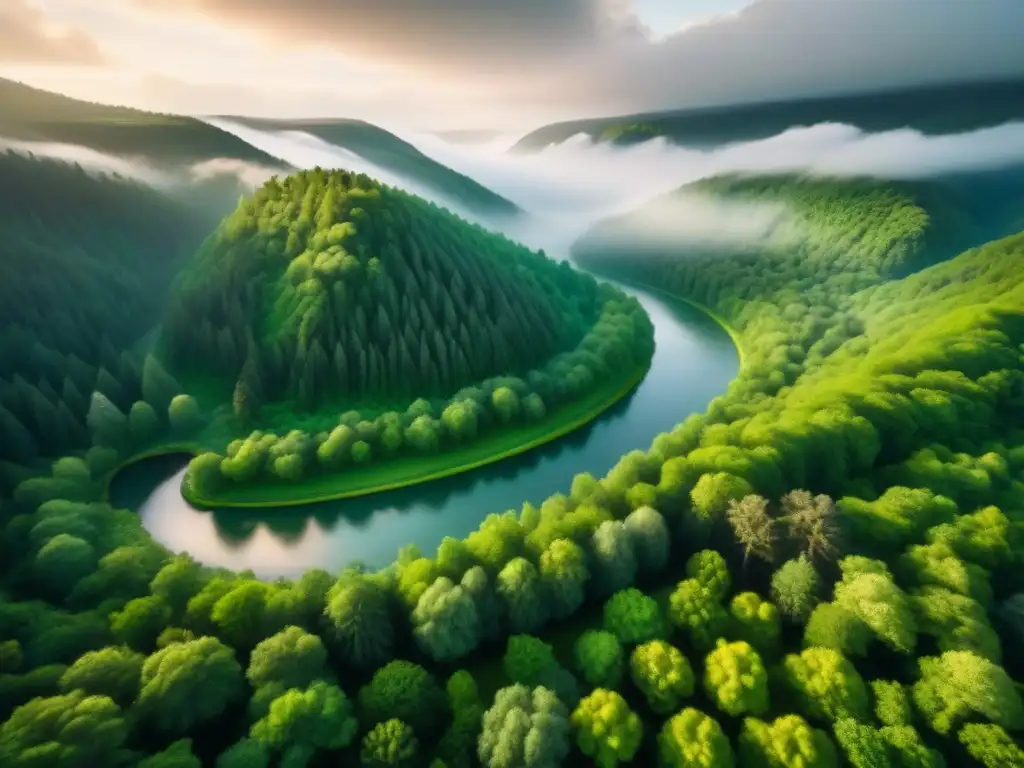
[110,281,738,578]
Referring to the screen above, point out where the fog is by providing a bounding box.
[205,118,1024,256]
[0,135,283,194]
[8,115,1024,259]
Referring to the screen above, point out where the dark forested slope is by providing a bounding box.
[235,118,519,216]
[0,151,211,475]
[0,78,283,168]
[514,78,1024,150]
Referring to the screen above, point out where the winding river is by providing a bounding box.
[110,280,738,579]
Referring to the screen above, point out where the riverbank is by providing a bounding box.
[182,361,650,509]
[593,274,747,373]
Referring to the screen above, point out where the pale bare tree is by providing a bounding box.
[727,494,775,564]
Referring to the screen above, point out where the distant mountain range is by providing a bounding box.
[231,117,519,216]
[513,78,1024,152]
[0,79,519,217]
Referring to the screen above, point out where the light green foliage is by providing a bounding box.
[168,395,201,436]
[590,520,638,597]
[492,387,520,424]
[412,577,481,662]
[630,640,695,714]
[58,647,143,706]
[250,680,358,767]
[833,720,892,768]
[927,505,1014,570]
[872,680,913,727]
[879,726,946,768]
[504,635,558,687]
[358,660,448,737]
[781,647,870,723]
[686,550,731,601]
[703,639,770,717]
[603,588,665,644]
[398,557,440,608]
[669,578,729,651]
[323,576,394,669]
[771,555,821,622]
[460,566,502,641]
[901,541,993,608]
[833,557,917,653]
[574,629,624,688]
[729,592,781,654]
[137,637,244,736]
[538,538,589,619]
[691,472,754,520]
[571,689,643,768]
[958,723,1024,768]
[246,626,327,691]
[738,714,839,768]
[210,581,274,650]
[361,719,419,767]
[216,738,270,768]
[496,557,549,634]
[138,738,200,768]
[477,685,570,768]
[442,400,479,443]
[911,651,1024,734]
[804,603,871,657]
[657,708,734,768]
[0,690,128,768]
[838,487,956,552]
[622,506,669,574]
[910,585,1002,663]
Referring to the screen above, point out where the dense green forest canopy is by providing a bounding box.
[0,78,283,168]
[163,167,611,413]
[513,78,1024,150]
[0,151,216,482]
[5,145,1024,764]
[236,118,520,216]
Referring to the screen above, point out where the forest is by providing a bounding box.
[159,168,652,500]
[3,152,1024,767]
[237,119,520,216]
[512,77,1024,151]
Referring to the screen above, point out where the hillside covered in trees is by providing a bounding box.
[0,79,284,169]
[236,118,520,217]
[513,78,1024,150]
[3,165,1024,765]
[0,150,219,490]
[159,168,653,499]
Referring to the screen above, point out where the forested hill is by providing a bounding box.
[233,117,520,217]
[162,168,599,411]
[0,151,211,479]
[513,78,1024,151]
[0,78,284,169]
[575,172,1024,287]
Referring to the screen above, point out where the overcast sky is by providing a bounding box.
[2,0,1023,131]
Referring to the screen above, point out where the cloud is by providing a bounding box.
[0,0,106,65]
[0,133,280,192]
[208,116,1024,258]
[138,0,643,76]
[124,0,1024,123]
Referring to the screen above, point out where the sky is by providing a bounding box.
[2,0,1024,131]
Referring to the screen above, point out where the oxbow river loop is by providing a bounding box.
[110,279,739,579]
